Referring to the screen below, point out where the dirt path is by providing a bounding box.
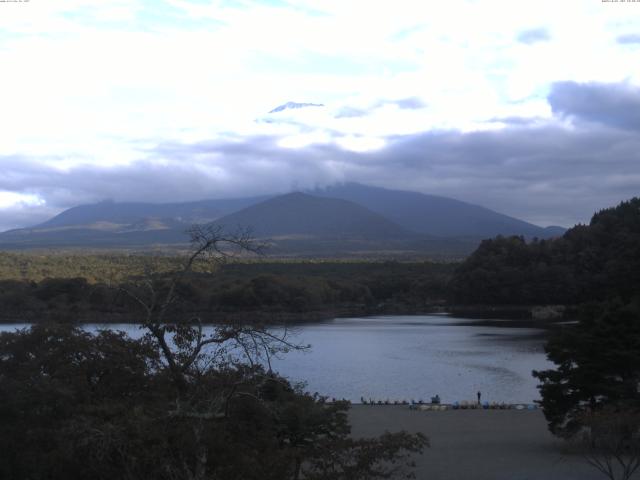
[349,406,606,480]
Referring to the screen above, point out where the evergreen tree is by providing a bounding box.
[533,302,640,437]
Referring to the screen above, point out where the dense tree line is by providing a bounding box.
[449,198,640,306]
[0,261,453,323]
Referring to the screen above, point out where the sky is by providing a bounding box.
[1,0,640,231]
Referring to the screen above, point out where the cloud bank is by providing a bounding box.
[2,80,640,231]
[1,1,640,232]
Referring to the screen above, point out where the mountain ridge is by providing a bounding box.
[0,183,566,254]
[212,192,413,239]
[36,196,270,229]
[268,102,324,113]
[310,183,563,239]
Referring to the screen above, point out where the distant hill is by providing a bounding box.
[212,192,474,256]
[0,183,566,255]
[311,183,565,239]
[214,192,411,239]
[0,196,269,249]
[37,197,269,229]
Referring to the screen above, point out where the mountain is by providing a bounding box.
[211,192,473,255]
[0,184,565,254]
[311,183,565,239]
[36,197,268,229]
[0,196,269,249]
[542,225,568,237]
[213,192,411,239]
[268,102,324,113]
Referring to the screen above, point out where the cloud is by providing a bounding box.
[334,107,370,119]
[356,125,640,227]
[0,137,348,230]
[487,116,546,126]
[2,3,640,232]
[386,97,427,110]
[516,28,551,44]
[617,33,640,45]
[2,81,640,232]
[332,97,426,120]
[548,81,640,131]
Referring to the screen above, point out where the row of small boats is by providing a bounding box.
[410,402,538,410]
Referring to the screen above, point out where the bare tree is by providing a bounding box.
[113,225,429,480]
[121,223,306,406]
[117,225,314,479]
[576,407,640,480]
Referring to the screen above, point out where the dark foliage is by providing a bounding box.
[0,261,453,323]
[533,302,640,437]
[0,324,427,480]
[449,197,640,305]
[0,324,161,479]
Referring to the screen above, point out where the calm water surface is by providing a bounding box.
[0,315,551,404]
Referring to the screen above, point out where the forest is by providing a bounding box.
[449,198,640,306]
[0,256,453,323]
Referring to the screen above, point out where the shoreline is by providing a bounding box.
[348,402,539,410]
[0,304,570,326]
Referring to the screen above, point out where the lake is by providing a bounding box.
[0,315,552,404]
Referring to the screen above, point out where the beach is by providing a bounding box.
[349,405,605,480]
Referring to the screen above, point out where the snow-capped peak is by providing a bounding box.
[269,102,324,113]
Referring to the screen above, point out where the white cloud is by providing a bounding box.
[1,0,640,228]
[0,191,43,209]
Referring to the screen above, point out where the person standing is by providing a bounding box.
[477,391,481,406]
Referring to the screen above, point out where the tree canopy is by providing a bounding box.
[533,302,640,437]
[449,197,640,306]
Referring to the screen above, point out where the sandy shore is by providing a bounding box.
[349,405,605,480]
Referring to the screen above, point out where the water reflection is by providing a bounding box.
[269,316,552,403]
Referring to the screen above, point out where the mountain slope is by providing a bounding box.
[0,192,418,250]
[37,196,269,229]
[0,184,565,254]
[0,196,270,248]
[311,183,565,238]
[213,192,412,239]
[211,192,475,256]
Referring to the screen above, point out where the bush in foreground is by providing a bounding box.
[0,324,427,480]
